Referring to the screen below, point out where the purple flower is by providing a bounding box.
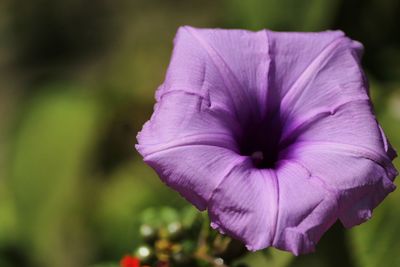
[136,26,398,255]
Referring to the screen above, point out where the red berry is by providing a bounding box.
[120,255,140,267]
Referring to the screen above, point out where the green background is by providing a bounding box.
[0,0,399,266]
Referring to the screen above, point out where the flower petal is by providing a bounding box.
[208,159,278,251]
[143,145,242,211]
[281,141,396,228]
[280,97,397,179]
[157,26,272,124]
[269,31,391,152]
[378,124,398,160]
[272,161,338,255]
[137,92,238,156]
[208,159,339,255]
[267,30,346,101]
[137,92,241,210]
[270,32,398,228]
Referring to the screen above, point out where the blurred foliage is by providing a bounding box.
[0,0,399,267]
[224,0,340,31]
[10,88,101,267]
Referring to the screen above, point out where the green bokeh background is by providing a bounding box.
[0,0,399,266]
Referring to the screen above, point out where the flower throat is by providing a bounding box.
[238,115,283,169]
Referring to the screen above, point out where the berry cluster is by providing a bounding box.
[118,206,249,267]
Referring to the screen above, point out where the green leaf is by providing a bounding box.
[10,87,101,267]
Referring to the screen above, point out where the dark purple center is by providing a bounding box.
[238,115,283,169]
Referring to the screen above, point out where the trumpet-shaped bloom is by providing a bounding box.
[136,26,398,255]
